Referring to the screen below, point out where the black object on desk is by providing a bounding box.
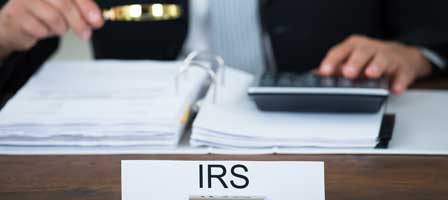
[248,72,390,113]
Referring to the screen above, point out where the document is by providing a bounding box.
[2,90,448,155]
[191,68,385,148]
[122,160,325,200]
[0,60,209,147]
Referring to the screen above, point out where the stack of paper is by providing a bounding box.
[190,68,385,149]
[0,61,209,147]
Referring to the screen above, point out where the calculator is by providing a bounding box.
[248,72,390,113]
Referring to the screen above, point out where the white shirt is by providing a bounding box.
[181,0,265,75]
[182,0,210,53]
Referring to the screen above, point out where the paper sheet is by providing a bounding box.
[191,68,385,148]
[0,60,209,147]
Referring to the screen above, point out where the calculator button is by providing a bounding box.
[337,77,353,88]
[260,73,276,87]
[362,80,379,88]
[257,72,389,91]
[277,73,295,87]
[350,79,365,88]
[292,74,312,87]
[301,74,319,87]
[293,76,308,87]
[378,77,389,89]
[320,77,336,87]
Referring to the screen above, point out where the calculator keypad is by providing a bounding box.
[250,72,389,113]
[260,72,389,89]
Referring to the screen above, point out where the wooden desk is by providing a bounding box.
[1,79,448,200]
[1,155,448,200]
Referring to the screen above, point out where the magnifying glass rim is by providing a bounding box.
[103,3,183,22]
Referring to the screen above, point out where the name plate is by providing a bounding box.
[122,160,325,200]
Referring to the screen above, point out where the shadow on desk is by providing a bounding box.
[413,76,448,90]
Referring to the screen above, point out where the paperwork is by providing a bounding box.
[1,90,448,155]
[0,60,447,155]
[0,61,209,147]
[191,68,385,149]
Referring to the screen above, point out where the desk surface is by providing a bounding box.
[1,154,448,200]
[1,78,448,200]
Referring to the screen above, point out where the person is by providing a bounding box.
[0,0,447,99]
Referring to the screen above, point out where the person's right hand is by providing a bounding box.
[0,0,104,59]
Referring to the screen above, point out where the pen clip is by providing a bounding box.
[176,61,218,104]
[182,51,226,85]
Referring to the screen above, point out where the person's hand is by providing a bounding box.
[0,0,104,59]
[317,35,433,95]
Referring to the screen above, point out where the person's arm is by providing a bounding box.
[0,0,104,102]
[0,0,104,60]
[316,1,448,95]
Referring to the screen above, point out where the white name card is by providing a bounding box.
[122,160,325,200]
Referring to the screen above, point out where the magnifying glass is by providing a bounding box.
[102,3,182,21]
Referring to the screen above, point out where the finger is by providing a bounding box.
[24,0,68,35]
[74,0,104,28]
[20,13,50,39]
[45,0,91,40]
[0,7,39,50]
[391,69,414,95]
[9,29,38,51]
[318,43,354,76]
[342,47,375,79]
[365,53,390,78]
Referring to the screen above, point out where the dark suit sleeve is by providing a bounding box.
[0,38,59,101]
[384,1,448,69]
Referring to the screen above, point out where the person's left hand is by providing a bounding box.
[317,35,433,95]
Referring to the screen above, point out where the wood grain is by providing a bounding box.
[1,154,448,200]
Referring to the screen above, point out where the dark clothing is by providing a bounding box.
[92,0,448,72]
[92,0,189,60]
[1,0,448,96]
[261,0,448,72]
[0,38,59,100]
